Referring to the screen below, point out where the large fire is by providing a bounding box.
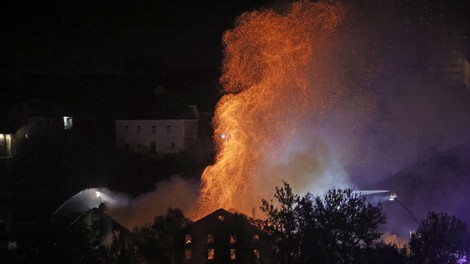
[195,1,347,218]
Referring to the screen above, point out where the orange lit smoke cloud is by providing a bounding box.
[196,1,346,218]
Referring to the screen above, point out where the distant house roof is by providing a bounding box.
[184,208,256,235]
[117,104,199,120]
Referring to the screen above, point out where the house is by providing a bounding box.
[181,209,276,264]
[115,105,199,154]
[5,203,136,263]
[2,99,74,157]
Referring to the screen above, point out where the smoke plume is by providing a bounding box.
[195,0,470,218]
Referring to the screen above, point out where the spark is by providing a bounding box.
[195,1,346,218]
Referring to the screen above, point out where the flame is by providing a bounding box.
[195,1,346,218]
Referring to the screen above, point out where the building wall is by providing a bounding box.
[465,58,470,88]
[15,116,62,141]
[0,133,13,158]
[115,119,198,154]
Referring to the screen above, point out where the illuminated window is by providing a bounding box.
[63,116,73,130]
[230,249,236,260]
[152,125,156,134]
[125,126,129,134]
[230,235,236,244]
[185,234,192,244]
[253,249,260,260]
[137,125,141,134]
[253,234,259,242]
[218,215,225,221]
[166,125,171,134]
[208,249,214,260]
[207,234,214,244]
[185,249,191,259]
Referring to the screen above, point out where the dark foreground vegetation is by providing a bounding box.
[1,182,468,264]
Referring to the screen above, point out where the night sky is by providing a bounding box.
[0,0,269,113]
[1,0,269,75]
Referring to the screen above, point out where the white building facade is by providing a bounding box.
[115,118,198,154]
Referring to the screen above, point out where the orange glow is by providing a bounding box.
[195,1,346,218]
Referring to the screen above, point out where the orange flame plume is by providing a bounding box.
[195,1,346,218]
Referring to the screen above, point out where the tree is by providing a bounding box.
[304,188,386,264]
[134,208,190,264]
[260,183,387,264]
[409,211,468,264]
[260,181,302,264]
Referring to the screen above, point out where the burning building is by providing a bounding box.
[181,209,275,264]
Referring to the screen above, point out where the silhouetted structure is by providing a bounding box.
[181,209,276,264]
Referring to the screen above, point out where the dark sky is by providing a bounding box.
[0,0,267,77]
[0,0,271,113]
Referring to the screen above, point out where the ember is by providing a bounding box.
[196,1,346,218]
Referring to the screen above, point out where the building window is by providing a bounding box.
[253,249,260,261]
[207,234,214,244]
[152,125,156,134]
[185,249,191,259]
[137,125,141,134]
[63,116,73,130]
[125,126,129,134]
[230,249,236,260]
[185,234,192,244]
[230,235,236,244]
[253,234,259,242]
[218,215,225,221]
[166,125,171,134]
[208,249,215,260]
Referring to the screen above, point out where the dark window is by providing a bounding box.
[137,125,141,133]
[166,125,171,134]
[152,125,156,134]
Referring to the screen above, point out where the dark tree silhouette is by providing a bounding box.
[261,183,387,264]
[303,188,386,264]
[134,208,190,264]
[260,181,302,264]
[409,211,468,264]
